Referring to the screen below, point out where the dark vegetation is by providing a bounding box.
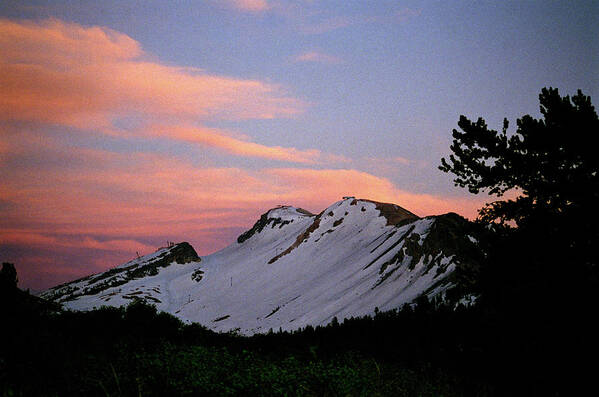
[3,274,589,396]
[2,277,475,396]
[439,87,599,394]
[2,88,597,395]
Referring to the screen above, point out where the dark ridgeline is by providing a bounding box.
[1,88,596,396]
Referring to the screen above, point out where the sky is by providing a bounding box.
[1,0,597,291]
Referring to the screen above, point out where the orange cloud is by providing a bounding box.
[0,18,141,66]
[0,18,302,129]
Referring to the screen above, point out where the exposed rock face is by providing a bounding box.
[268,214,322,264]
[237,206,315,244]
[237,213,273,244]
[360,199,419,226]
[168,242,200,264]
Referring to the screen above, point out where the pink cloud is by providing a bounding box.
[0,18,141,65]
[0,18,352,165]
[264,168,484,218]
[225,0,270,12]
[294,51,343,64]
[0,231,156,254]
[2,140,483,241]
[1,139,485,290]
[0,18,302,130]
[147,125,323,164]
[393,156,411,165]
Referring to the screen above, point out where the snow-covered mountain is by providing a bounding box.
[41,197,482,334]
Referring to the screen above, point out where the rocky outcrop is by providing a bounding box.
[42,242,199,303]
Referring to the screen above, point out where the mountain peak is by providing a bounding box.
[266,205,314,221]
[238,198,419,245]
[321,197,419,226]
[359,199,419,226]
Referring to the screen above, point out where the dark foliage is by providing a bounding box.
[440,88,598,220]
[0,263,17,291]
[2,291,476,396]
[2,281,585,396]
[440,88,599,394]
[440,88,599,264]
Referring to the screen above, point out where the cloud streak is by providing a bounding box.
[146,125,324,164]
[224,0,270,13]
[1,134,484,290]
[274,5,421,35]
[293,50,343,64]
[0,19,301,126]
[0,18,319,164]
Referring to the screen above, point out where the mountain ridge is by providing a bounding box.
[41,197,483,334]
